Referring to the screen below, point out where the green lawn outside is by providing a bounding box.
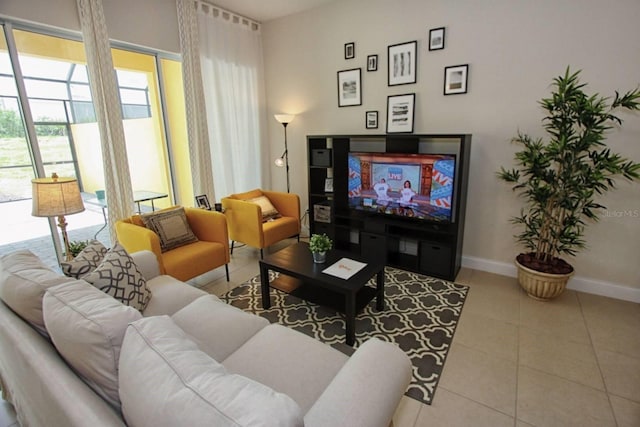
[0,136,75,202]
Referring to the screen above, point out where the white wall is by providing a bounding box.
[0,0,180,53]
[262,0,640,297]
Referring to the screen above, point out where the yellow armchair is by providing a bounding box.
[115,207,230,282]
[221,189,300,258]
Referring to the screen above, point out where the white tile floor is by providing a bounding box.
[1,238,639,426]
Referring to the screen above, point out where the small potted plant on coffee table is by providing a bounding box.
[309,233,332,264]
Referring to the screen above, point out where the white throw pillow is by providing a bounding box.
[83,243,151,312]
[119,316,303,427]
[43,279,142,410]
[0,250,74,336]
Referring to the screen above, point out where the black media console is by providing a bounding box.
[307,134,471,281]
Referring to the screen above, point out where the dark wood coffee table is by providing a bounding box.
[259,242,385,346]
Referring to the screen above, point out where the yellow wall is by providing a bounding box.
[160,58,193,206]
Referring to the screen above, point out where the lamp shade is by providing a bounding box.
[32,176,85,217]
[274,114,295,124]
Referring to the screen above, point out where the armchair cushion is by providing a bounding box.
[141,207,198,252]
[83,243,152,312]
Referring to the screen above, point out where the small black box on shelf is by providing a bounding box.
[311,149,332,167]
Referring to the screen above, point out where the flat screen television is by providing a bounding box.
[347,152,456,223]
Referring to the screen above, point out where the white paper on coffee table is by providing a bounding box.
[322,257,367,279]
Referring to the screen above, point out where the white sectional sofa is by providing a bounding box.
[0,249,412,427]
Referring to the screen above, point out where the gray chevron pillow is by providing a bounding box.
[83,243,151,312]
[61,240,108,279]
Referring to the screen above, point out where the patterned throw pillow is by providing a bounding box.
[61,240,108,279]
[248,195,281,222]
[141,207,198,252]
[83,243,151,312]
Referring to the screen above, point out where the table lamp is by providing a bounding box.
[274,114,294,193]
[32,173,85,261]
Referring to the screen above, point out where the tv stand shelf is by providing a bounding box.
[307,134,471,281]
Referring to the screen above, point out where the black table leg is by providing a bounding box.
[260,263,271,309]
[345,291,356,346]
[376,267,385,311]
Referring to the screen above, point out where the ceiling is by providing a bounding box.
[206,0,338,22]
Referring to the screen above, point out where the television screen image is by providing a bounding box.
[347,152,456,222]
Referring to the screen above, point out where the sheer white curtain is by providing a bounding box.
[76,0,134,242]
[176,0,216,202]
[196,5,268,197]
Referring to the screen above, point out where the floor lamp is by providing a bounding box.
[32,173,85,261]
[274,114,295,193]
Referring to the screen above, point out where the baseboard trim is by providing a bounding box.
[461,255,640,303]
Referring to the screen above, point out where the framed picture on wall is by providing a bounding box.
[444,64,469,95]
[367,54,378,71]
[365,111,378,129]
[387,40,417,86]
[386,93,415,133]
[429,27,445,51]
[344,42,355,59]
[337,68,362,107]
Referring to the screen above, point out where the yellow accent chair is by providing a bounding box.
[115,207,230,282]
[221,189,301,258]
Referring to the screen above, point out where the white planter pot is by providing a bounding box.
[515,258,574,301]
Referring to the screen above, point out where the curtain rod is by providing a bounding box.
[195,0,261,31]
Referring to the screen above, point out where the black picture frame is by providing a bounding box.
[367,54,378,72]
[387,40,417,86]
[444,64,469,95]
[195,194,211,210]
[337,68,362,107]
[386,93,415,133]
[344,42,355,59]
[365,111,378,129]
[429,27,445,51]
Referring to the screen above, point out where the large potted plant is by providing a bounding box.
[498,68,640,300]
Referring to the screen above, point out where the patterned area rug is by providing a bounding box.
[222,267,468,405]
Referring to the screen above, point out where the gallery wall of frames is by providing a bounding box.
[336,27,469,134]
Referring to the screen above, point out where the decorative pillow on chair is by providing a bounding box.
[248,195,281,222]
[83,243,151,312]
[60,240,108,279]
[141,207,198,252]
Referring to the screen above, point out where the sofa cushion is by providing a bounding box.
[248,195,281,221]
[141,207,198,252]
[222,324,349,413]
[142,274,206,317]
[0,250,74,335]
[60,240,109,279]
[171,295,268,362]
[119,316,303,427]
[83,243,151,311]
[43,279,142,410]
